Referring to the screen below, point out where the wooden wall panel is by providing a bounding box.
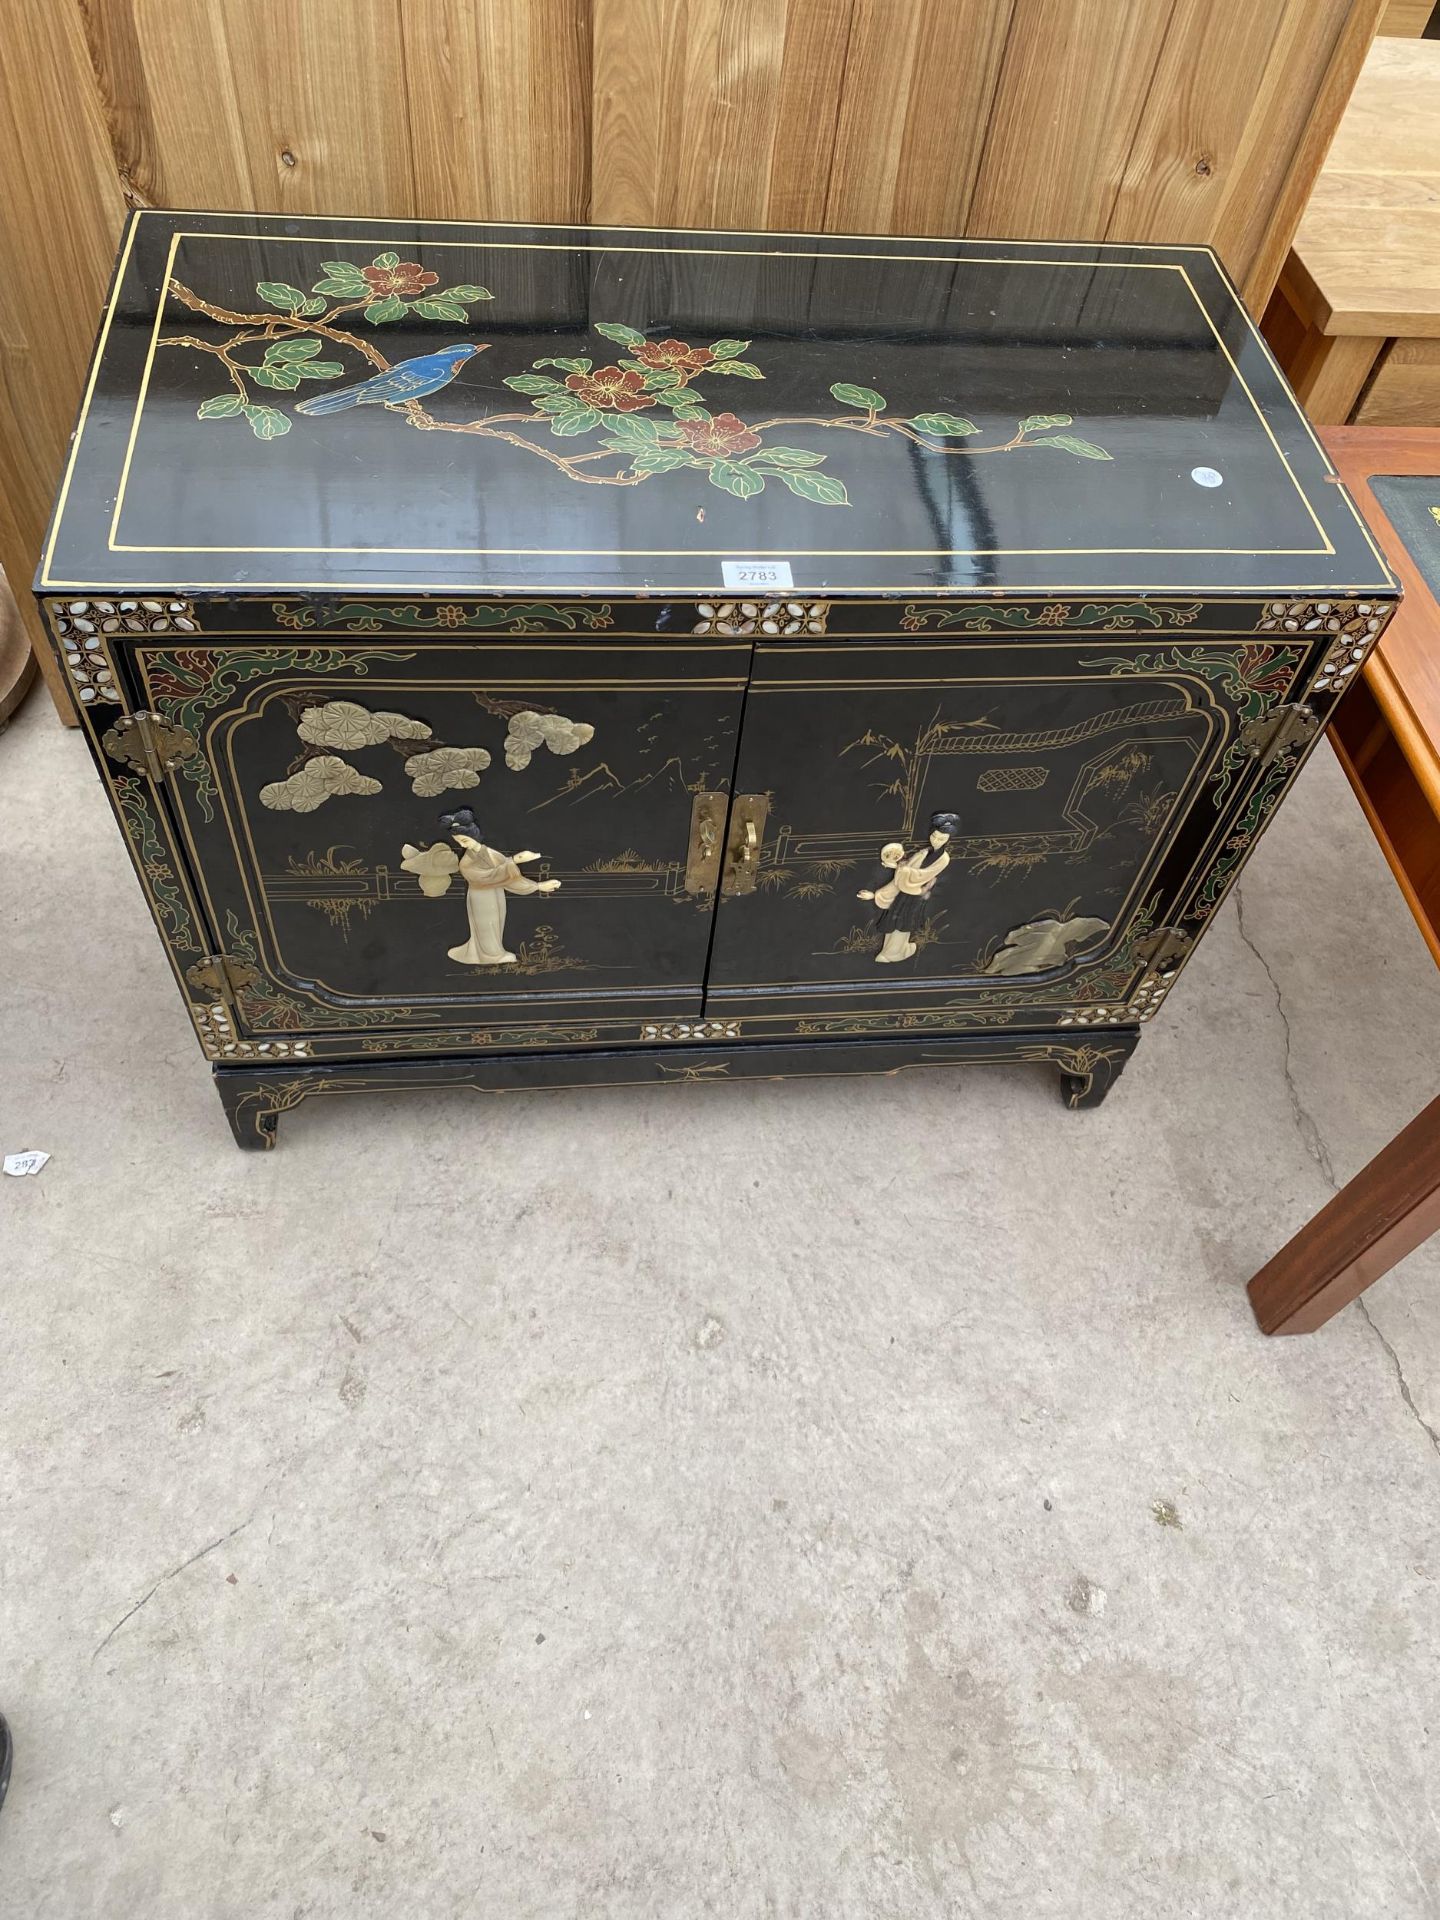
[0,0,1385,723]
[822,1,1014,236]
[1106,0,1289,251]
[966,0,1178,242]
[93,0,418,214]
[0,0,127,717]
[1380,0,1434,32]
[403,1,591,223]
[1211,0,1387,309]
[589,0,850,231]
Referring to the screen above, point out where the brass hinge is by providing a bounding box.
[1134,926,1193,975]
[101,711,197,782]
[684,792,728,898]
[1239,702,1319,770]
[721,794,771,896]
[185,954,261,1018]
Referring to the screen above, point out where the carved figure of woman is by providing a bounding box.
[857,811,960,963]
[401,806,560,965]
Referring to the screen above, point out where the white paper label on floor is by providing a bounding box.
[721,560,793,591]
[3,1150,50,1178]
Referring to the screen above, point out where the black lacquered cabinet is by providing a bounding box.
[39,211,1397,1146]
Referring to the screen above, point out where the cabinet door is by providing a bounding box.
[703,635,1292,1037]
[131,636,748,1053]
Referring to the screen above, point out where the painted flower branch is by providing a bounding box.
[161,253,493,439]
[160,260,1113,500]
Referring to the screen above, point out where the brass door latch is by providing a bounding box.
[721,794,770,896]
[684,792,728,898]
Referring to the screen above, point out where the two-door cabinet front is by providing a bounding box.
[39,212,1396,1146]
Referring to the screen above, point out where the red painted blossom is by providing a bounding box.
[564,365,656,412]
[675,412,761,457]
[361,261,438,299]
[634,338,715,377]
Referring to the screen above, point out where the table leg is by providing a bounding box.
[1248,1092,1440,1334]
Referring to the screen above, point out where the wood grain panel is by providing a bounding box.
[1353,338,1440,424]
[966,0,1178,241]
[0,0,128,719]
[81,0,418,212]
[1380,0,1434,31]
[403,0,591,222]
[1106,0,1286,250]
[590,0,839,230]
[1289,38,1440,337]
[1219,0,1388,310]
[824,1,1013,235]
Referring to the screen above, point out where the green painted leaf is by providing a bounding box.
[364,295,406,325]
[412,298,469,321]
[776,468,849,506]
[707,460,765,499]
[708,361,763,379]
[245,405,291,440]
[372,251,401,271]
[534,356,592,373]
[708,338,749,359]
[829,382,886,412]
[320,261,368,283]
[299,297,327,315]
[266,336,324,362]
[1019,413,1072,433]
[595,321,646,347]
[534,393,585,413]
[618,359,649,373]
[599,412,666,447]
[1032,433,1112,460]
[442,285,492,301]
[549,407,600,436]
[669,403,710,421]
[910,411,979,436]
[752,445,825,469]
[257,281,307,311]
[641,369,682,390]
[294,361,347,379]
[312,277,367,297]
[250,362,302,390]
[197,394,244,419]
[505,373,563,394]
[625,448,697,473]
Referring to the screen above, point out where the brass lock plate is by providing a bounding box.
[721,793,770,896]
[101,711,197,780]
[684,791,728,897]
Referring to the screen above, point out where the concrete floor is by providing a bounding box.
[2,689,1440,1919]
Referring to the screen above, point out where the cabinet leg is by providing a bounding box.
[1056,1029,1139,1110]
[216,1076,283,1150]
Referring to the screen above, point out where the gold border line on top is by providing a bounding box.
[39,223,1334,577]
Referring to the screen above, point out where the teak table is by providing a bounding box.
[1249,427,1440,1333]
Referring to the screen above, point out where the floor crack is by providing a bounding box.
[91,1518,253,1661]
[1234,886,1440,1460]
[1357,1300,1440,1460]
[1234,884,1337,1187]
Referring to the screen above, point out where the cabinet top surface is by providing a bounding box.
[40,209,1394,601]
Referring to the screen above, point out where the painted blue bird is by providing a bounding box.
[294,342,487,415]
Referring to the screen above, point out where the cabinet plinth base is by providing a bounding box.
[214,1027,1139,1149]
